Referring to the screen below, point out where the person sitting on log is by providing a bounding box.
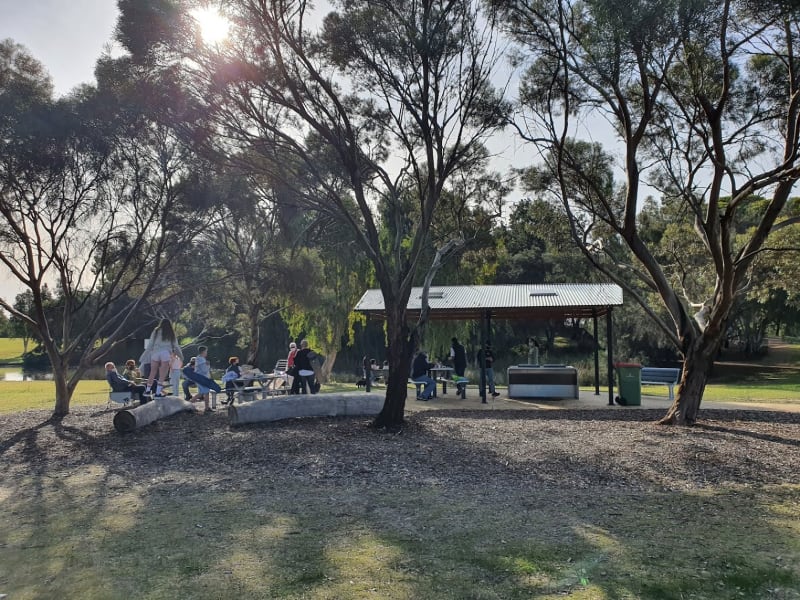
[105,362,148,404]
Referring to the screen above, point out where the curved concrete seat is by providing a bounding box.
[228,392,384,426]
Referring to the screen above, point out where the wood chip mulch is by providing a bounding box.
[2,406,799,493]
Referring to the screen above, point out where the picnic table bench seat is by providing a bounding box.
[408,375,469,399]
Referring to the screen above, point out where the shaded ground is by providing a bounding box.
[2,405,800,492]
[2,404,800,599]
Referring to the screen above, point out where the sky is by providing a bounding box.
[0,0,120,97]
[1,2,119,301]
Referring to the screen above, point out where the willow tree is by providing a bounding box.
[116,0,509,428]
[497,0,800,424]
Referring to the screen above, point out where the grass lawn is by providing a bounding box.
[1,335,800,598]
[2,403,800,600]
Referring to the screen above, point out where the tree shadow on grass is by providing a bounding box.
[2,406,800,598]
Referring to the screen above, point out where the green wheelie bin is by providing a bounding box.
[614,362,642,406]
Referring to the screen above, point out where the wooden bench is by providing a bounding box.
[641,367,681,401]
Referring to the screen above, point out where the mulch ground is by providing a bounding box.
[2,406,799,491]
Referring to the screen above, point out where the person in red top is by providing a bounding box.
[287,342,298,369]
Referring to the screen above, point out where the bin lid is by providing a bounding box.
[614,362,642,368]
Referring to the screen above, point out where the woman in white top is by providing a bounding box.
[144,318,183,397]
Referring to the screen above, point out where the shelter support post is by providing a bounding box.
[606,309,614,405]
[593,311,600,395]
[479,310,491,403]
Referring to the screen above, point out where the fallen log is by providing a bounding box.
[228,392,383,426]
[113,396,196,433]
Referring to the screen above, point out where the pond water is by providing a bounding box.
[0,368,53,381]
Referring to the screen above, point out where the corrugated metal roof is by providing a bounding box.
[354,283,623,320]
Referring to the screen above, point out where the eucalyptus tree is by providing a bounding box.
[496,0,800,424]
[0,41,203,415]
[116,0,510,428]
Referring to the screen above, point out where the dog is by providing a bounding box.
[356,378,367,388]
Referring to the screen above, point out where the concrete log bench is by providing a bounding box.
[228,392,384,426]
[113,396,196,433]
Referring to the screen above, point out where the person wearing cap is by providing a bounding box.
[122,359,141,382]
[481,342,500,398]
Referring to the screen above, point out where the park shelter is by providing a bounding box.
[353,283,624,404]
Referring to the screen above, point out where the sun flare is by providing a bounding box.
[192,7,230,44]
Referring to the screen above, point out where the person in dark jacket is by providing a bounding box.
[449,337,467,377]
[182,356,197,400]
[481,342,500,397]
[411,351,436,400]
[221,356,242,404]
[105,362,148,403]
[291,339,318,394]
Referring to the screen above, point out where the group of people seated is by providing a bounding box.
[409,337,499,401]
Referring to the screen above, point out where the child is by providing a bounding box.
[222,356,241,405]
[189,346,215,413]
[122,359,141,382]
[169,350,183,399]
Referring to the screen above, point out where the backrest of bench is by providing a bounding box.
[640,367,680,384]
[274,359,288,373]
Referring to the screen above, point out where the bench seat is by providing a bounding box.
[640,367,681,401]
[108,391,132,407]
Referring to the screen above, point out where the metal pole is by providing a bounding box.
[480,310,489,403]
[606,309,615,405]
[593,311,600,396]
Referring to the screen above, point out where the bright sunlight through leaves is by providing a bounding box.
[192,6,230,44]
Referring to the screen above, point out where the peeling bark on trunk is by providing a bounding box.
[659,339,717,425]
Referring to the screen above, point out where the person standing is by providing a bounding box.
[528,337,540,365]
[482,342,501,398]
[144,318,183,397]
[105,362,148,404]
[169,350,183,398]
[287,342,298,370]
[291,339,318,394]
[450,337,467,378]
[189,346,215,413]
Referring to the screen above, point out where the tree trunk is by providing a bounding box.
[658,337,717,425]
[246,306,261,366]
[318,348,337,383]
[373,310,414,430]
[52,360,71,417]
